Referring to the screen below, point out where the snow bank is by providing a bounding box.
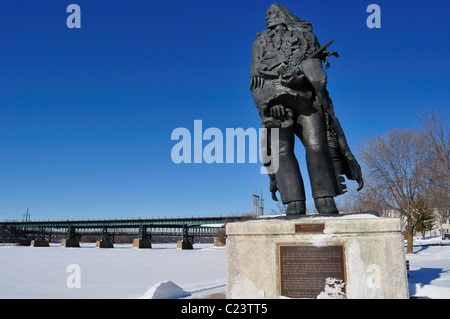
[139,281,190,299]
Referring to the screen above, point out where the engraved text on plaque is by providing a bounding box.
[295,223,325,234]
[278,245,346,299]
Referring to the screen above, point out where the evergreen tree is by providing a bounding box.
[413,198,434,238]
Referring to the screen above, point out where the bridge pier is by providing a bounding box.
[96,226,114,248]
[96,240,114,248]
[133,238,152,248]
[177,224,193,250]
[177,240,193,249]
[61,226,80,247]
[61,238,80,247]
[31,227,49,247]
[133,225,152,248]
[31,240,49,247]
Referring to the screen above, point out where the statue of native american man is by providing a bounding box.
[250,4,364,216]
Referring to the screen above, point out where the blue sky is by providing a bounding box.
[0,0,448,220]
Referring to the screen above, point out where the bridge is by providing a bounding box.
[0,215,251,249]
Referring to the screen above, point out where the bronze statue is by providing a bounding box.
[251,4,364,216]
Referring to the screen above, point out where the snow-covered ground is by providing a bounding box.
[0,239,449,299]
[0,243,226,299]
[406,237,450,299]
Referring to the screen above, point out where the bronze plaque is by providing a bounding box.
[295,223,325,234]
[278,245,346,299]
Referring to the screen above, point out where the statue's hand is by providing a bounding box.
[269,104,285,118]
[356,178,364,192]
[269,175,279,201]
[343,151,364,191]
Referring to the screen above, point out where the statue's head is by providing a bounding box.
[265,4,312,31]
[266,4,300,29]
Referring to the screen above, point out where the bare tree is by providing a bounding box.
[270,201,287,215]
[357,128,429,253]
[340,181,393,216]
[270,201,315,215]
[417,107,450,227]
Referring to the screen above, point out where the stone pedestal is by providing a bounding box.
[226,214,409,299]
[30,240,49,247]
[61,238,80,248]
[177,240,193,249]
[96,240,114,248]
[133,238,152,249]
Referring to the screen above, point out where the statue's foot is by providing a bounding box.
[314,197,339,215]
[286,201,306,215]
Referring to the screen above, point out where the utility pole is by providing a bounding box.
[252,182,260,218]
[252,183,265,218]
[23,208,30,222]
[260,190,264,217]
